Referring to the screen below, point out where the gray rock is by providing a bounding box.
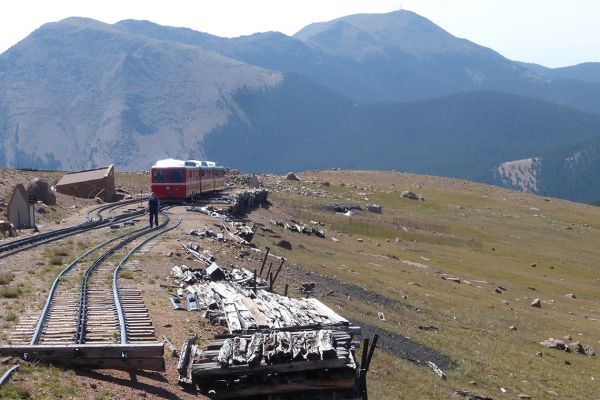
[400,190,419,200]
[286,172,300,181]
[584,345,596,356]
[539,338,568,351]
[530,298,541,307]
[565,293,576,298]
[27,178,56,205]
[568,341,585,354]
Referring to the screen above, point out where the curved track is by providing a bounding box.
[9,208,180,347]
[0,198,147,260]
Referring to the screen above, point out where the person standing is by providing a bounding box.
[148,192,160,228]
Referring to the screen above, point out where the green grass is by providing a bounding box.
[0,272,15,285]
[252,171,600,399]
[0,287,22,299]
[4,311,18,322]
[119,271,134,280]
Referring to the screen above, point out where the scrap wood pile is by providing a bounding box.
[270,219,326,238]
[173,247,369,399]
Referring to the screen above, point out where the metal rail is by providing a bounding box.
[113,208,181,344]
[0,205,146,259]
[0,198,145,258]
[73,223,155,344]
[0,364,19,388]
[29,227,144,345]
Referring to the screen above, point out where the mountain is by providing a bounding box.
[2,14,600,203]
[202,77,600,194]
[117,12,600,114]
[517,61,600,84]
[0,17,281,170]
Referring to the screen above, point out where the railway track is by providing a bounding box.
[0,198,147,260]
[1,207,181,370]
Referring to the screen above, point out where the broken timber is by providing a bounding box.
[174,257,367,399]
[0,343,165,371]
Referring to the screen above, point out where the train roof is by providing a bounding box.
[152,158,224,169]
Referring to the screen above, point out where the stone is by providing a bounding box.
[494,287,503,294]
[400,190,419,200]
[509,325,517,331]
[26,178,56,205]
[539,338,568,351]
[286,172,300,181]
[568,342,585,354]
[530,298,541,307]
[518,395,531,399]
[563,335,572,342]
[584,345,596,356]
[565,293,576,299]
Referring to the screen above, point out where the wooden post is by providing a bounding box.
[272,258,285,286]
[265,262,273,281]
[253,269,257,294]
[365,334,379,370]
[259,247,270,276]
[269,272,274,292]
[284,284,289,297]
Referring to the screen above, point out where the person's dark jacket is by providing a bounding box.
[148,197,160,213]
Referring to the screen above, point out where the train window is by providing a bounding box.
[153,170,166,183]
[170,170,184,183]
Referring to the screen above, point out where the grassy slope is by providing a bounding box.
[250,170,600,399]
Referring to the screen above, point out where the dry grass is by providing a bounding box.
[0,272,15,285]
[249,171,600,399]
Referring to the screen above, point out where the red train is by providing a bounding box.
[150,159,225,200]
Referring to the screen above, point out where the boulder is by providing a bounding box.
[286,172,300,181]
[568,341,585,354]
[539,338,568,351]
[584,345,596,356]
[26,178,56,205]
[400,190,419,200]
[530,298,541,307]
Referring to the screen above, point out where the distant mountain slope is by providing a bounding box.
[518,61,600,84]
[203,76,600,193]
[116,12,600,115]
[0,17,281,170]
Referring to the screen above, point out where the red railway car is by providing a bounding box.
[150,159,225,200]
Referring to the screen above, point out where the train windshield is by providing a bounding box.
[153,170,166,183]
[153,169,185,183]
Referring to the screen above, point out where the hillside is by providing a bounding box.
[117,12,600,114]
[203,78,600,201]
[0,17,281,170]
[1,169,599,399]
[2,13,600,203]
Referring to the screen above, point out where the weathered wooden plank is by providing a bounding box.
[204,377,356,398]
[0,343,164,359]
[193,357,351,378]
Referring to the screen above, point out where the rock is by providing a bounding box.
[321,181,330,187]
[535,352,542,357]
[400,190,419,200]
[530,298,541,307]
[26,178,56,205]
[584,345,596,356]
[518,395,531,399]
[509,325,517,331]
[90,383,97,389]
[530,263,536,267]
[568,341,585,354]
[367,204,382,213]
[566,293,576,299]
[564,360,571,365]
[286,172,300,181]
[494,287,503,294]
[275,239,292,250]
[563,335,572,342]
[539,338,568,351]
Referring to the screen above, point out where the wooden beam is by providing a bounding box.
[206,377,356,398]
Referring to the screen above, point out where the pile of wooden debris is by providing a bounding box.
[173,246,375,399]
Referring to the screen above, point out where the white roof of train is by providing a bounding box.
[152,158,224,169]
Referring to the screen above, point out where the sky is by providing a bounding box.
[1,0,598,68]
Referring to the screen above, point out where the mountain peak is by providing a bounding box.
[294,10,476,60]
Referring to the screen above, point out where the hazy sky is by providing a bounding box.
[1,0,598,67]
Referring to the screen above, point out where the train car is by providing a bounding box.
[150,158,225,200]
